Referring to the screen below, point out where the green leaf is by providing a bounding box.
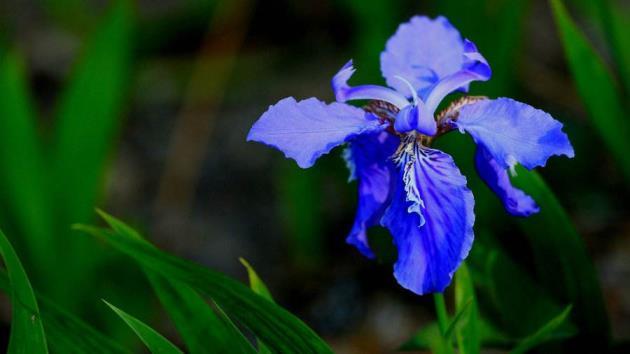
[147,273,255,354]
[483,242,576,338]
[444,299,472,341]
[453,263,480,354]
[0,230,48,354]
[104,300,183,354]
[0,51,54,285]
[77,212,333,354]
[0,270,129,354]
[399,322,448,353]
[594,0,630,95]
[239,258,273,301]
[551,0,630,181]
[239,258,274,354]
[512,169,610,345]
[510,306,575,354]
[50,0,133,302]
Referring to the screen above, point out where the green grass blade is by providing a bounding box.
[0,51,55,284]
[104,300,183,354]
[0,230,48,354]
[0,270,129,354]
[510,306,575,354]
[512,169,610,346]
[50,0,133,303]
[551,0,630,181]
[594,0,630,95]
[239,258,273,301]
[453,263,480,354]
[147,273,256,354]
[239,258,274,354]
[77,213,333,354]
[52,0,132,225]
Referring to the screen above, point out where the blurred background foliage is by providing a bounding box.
[0,0,628,353]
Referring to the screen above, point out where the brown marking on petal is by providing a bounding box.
[436,95,488,133]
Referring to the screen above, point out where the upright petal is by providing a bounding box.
[453,98,575,170]
[380,16,487,99]
[248,97,384,168]
[344,131,399,258]
[381,142,475,295]
[475,146,539,217]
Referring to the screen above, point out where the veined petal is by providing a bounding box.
[332,60,409,109]
[248,97,384,168]
[381,142,475,295]
[380,16,485,99]
[454,98,575,170]
[475,146,539,217]
[344,131,399,258]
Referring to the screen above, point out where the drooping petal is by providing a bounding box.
[380,16,488,99]
[332,60,410,109]
[453,97,575,170]
[475,146,539,217]
[344,131,399,258]
[381,142,475,295]
[248,97,384,168]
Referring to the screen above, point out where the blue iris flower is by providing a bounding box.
[247,16,574,295]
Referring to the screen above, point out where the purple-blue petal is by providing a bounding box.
[475,146,539,217]
[454,98,575,170]
[381,144,475,295]
[332,60,410,109]
[248,97,384,168]
[423,39,491,115]
[344,131,399,258]
[380,16,487,99]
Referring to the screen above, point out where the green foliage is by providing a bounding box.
[77,211,333,354]
[0,51,54,285]
[240,258,273,301]
[453,264,480,354]
[0,272,129,354]
[510,306,574,354]
[147,273,256,354]
[551,0,630,181]
[512,169,610,346]
[50,0,133,305]
[104,300,184,354]
[0,230,48,354]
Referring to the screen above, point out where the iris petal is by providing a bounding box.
[344,131,399,257]
[381,142,475,295]
[380,16,487,99]
[475,146,539,217]
[423,40,491,115]
[454,98,575,170]
[332,60,409,109]
[248,97,384,168]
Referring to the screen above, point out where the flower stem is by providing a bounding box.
[433,293,449,335]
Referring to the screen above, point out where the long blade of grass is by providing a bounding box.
[512,169,610,347]
[510,306,574,354]
[551,0,630,181]
[77,212,333,354]
[49,0,133,304]
[453,263,480,354]
[147,273,256,354]
[104,300,183,354]
[0,270,129,354]
[0,230,48,353]
[0,51,54,286]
